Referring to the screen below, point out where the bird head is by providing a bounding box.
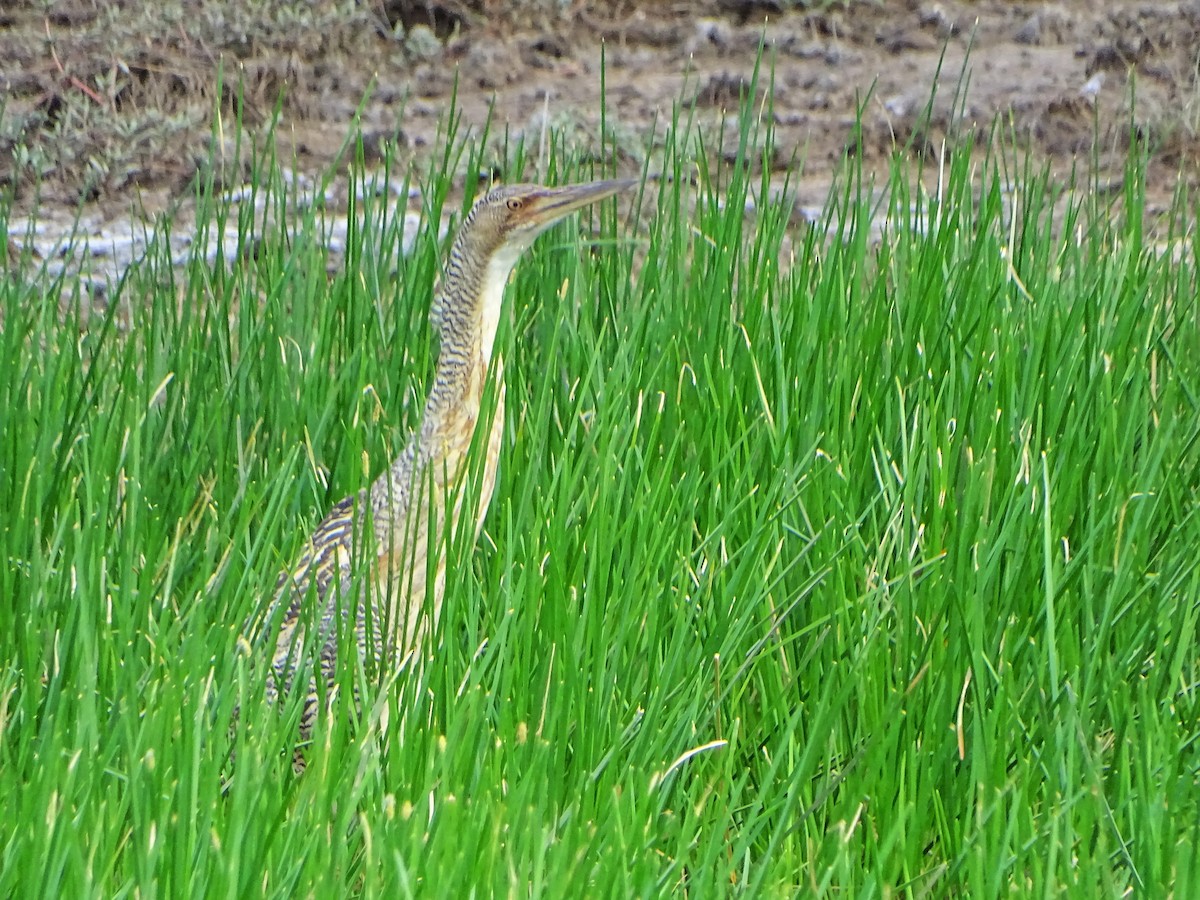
[465,179,637,257]
[432,178,636,361]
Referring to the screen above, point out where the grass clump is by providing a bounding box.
[1,85,1198,896]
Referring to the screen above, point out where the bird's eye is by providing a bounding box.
[506,198,523,211]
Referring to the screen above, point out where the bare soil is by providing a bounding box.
[2,1,1198,262]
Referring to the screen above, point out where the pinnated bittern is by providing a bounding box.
[255,179,634,768]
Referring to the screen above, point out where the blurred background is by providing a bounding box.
[2,0,1198,282]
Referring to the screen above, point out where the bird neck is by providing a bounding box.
[423,242,523,428]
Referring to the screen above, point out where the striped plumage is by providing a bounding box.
[253,179,634,770]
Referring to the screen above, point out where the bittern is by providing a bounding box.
[256,178,634,769]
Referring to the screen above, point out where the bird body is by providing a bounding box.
[255,179,633,761]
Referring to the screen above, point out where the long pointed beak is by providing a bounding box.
[524,178,638,227]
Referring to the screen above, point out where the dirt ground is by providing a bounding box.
[2,1,1199,276]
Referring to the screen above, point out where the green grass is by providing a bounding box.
[2,84,1199,897]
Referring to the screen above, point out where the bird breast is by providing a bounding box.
[373,351,506,646]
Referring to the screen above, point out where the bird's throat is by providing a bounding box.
[479,243,525,364]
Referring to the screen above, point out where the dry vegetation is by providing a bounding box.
[2,1,1198,214]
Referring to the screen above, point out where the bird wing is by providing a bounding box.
[262,490,362,701]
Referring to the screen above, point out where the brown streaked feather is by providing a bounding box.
[239,179,632,773]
